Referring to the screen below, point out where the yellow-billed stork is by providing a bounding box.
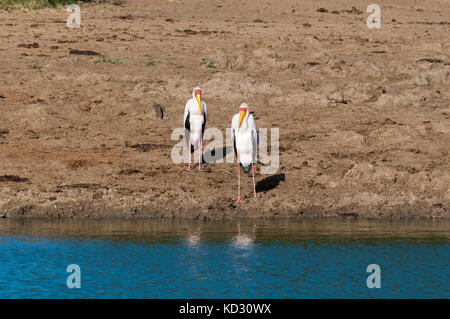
[231,102,258,203]
[184,86,207,171]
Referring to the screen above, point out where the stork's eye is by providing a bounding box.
[195,90,201,96]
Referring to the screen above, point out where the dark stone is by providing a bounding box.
[119,169,141,175]
[343,7,363,14]
[183,29,198,35]
[153,103,164,119]
[17,42,39,48]
[69,49,101,56]
[0,175,29,183]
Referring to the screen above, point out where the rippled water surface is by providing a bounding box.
[0,218,448,298]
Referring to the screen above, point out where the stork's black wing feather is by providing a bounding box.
[184,111,190,131]
[184,111,195,153]
[232,129,237,157]
[201,113,206,139]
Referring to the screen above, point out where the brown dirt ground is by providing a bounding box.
[0,0,449,219]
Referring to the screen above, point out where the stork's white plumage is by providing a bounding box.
[231,102,258,203]
[184,86,207,171]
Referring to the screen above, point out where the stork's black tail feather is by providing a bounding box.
[241,164,252,174]
[186,138,196,153]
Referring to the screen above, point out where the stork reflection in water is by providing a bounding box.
[232,221,256,248]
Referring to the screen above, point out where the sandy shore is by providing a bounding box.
[0,0,449,219]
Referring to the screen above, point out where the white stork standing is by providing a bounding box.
[184,86,207,171]
[231,102,258,203]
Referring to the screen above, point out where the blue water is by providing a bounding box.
[0,219,448,298]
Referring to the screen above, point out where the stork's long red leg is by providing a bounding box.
[252,156,256,199]
[198,137,202,171]
[187,136,192,171]
[236,152,243,203]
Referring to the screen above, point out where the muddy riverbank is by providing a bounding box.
[0,0,449,219]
